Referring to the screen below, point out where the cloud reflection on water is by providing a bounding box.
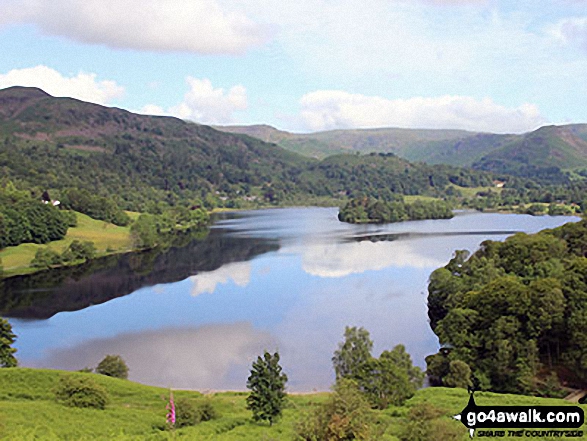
[189,261,252,296]
[34,322,276,390]
[295,239,446,278]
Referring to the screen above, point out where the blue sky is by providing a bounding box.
[1,0,586,133]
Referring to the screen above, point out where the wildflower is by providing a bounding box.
[166,390,176,427]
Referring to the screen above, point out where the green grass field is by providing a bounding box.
[0,212,133,276]
[0,368,585,440]
[449,184,504,199]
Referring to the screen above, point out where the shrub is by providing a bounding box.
[96,354,129,379]
[196,399,218,422]
[54,376,109,409]
[30,247,61,269]
[175,398,218,428]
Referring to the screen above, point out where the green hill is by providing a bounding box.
[0,368,584,440]
[473,125,587,182]
[216,123,587,183]
[216,124,483,161]
[0,87,499,210]
[0,86,314,210]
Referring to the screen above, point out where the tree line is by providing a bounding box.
[0,182,72,248]
[426,218,587,395]
[339,196,453,224]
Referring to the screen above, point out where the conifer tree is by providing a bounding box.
[246,351,288,425]
[0,317,17,367]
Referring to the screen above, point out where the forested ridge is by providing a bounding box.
[0,86,548,212]
[426,218,587,395]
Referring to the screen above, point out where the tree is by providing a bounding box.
[246,351,288,425]
[95,354,129,379]
[332,326,373,381]
[130,214,158,248]
[361,345,423,409]
[443,360,472,389]
[0,317,17,367]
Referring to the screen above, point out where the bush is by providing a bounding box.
[95,354,129,379]
[196,399,218,422]
[30,247,61,269]
[175,398,218,428]
[63,240,96,262]
[295,379,373,441]
[54,376,109,409]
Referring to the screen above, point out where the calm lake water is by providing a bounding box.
[4,208,580,392]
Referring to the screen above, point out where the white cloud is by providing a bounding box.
[0,65,124,105]
[137,103,167,116]
[190,261,251,296]
[34,323,276,390]
[299,90,545,133]
[0,0,269,54]
[548,17,587,51]
[141,77,247,124]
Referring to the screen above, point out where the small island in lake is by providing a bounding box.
[338,196,454,224]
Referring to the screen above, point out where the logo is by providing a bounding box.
[453,390,584,438]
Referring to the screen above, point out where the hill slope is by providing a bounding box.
[473,124,587,182]
[0,87,497,209]
[217,123,587,182]
[0,368,584,440]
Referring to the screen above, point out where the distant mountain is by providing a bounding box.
[216,124,481,161]
[216,123,587,182]
[0,86,496,209]
[472,125,587,181]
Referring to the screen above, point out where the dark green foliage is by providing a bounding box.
[60,210,78,227]
[30,247,61,268]
[525,203,546,215]
[130,214,159,248]
[426,219,587,393]
[362,345,424,408]
[295,378,373,441]
[333,327,423,409]
[54,375,109,409]
[339,197,453,224]
[332,326,373,381]
[62,240,96,262]
[95,354,129,379]
[175,398,218,428]
[442,360,472,389]
[0,317,17,367]
[0,184,69,248]
[246,351,288,425]
[60,188,130,226]
[174,398,198,428]
[195,399,218,422]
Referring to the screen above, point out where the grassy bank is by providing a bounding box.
[0,212,133,277]
[0,368,585,440]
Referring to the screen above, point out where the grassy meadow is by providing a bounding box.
[0,368,585,440]
[0,212,133,277]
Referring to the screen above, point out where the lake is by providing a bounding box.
[4,208,579,392]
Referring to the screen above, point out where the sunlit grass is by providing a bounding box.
[1,368,585,440]
[0,212,132,275]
